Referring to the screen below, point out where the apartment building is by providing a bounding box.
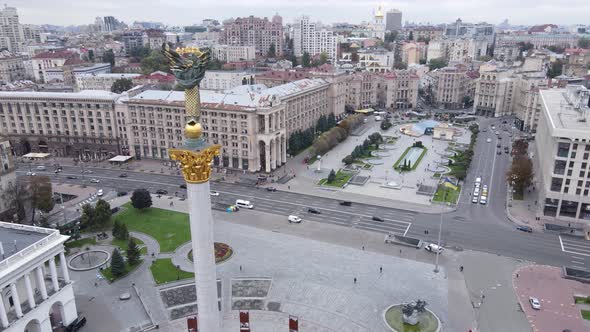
[448,38,488,62]
[405,26,444,41]
[0,222,77,332]
[381,70,420,110]
[210,45,256,63]
[255,70,312,88]
[402,42,427,65]
[496,32,579,49]
[431,65,476,109]
[0,90,122,159]
[563,48,590,77]
[291,16,338,61]
[0,136,15,219]
[536,86,590,224]
[75,73,141,91]
[200,71,255,91]
[31,50,78,83]
[0,5,23,52]
[342,48,394,72]
[0,52,25,83]
[121,31,145,54]
[493,45,520,62]
[426,39,448,62]
[345,72,378,109]
[220,15,283,57]
[143,29,165,49]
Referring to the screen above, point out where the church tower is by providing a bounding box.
[374,5,385,40]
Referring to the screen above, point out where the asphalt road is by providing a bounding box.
[17,117,582,269]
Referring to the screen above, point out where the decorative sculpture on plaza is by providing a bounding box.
[402,300,428,325]
[162,43,211,139]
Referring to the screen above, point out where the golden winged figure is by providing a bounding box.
[162,43,210,90]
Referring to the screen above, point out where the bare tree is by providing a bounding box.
[28,176,55,224]
[0,180,29,223]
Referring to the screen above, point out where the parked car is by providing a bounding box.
[117,191,127,197]
[425,243,444,253]
[496,143,501,148]
[340,201,352,206]
[90,178,100,183]
[155,189,168,195]
[307,208,321,214]
[516,226,533,233]
[529,297,541,310]
[288,215,302,223]
[472,196,479,203]
[479,195,487,205]
[372,216,384,222]
[497,150,502,155]
[210,191,219,196]
[119,173,128,178]
[180,184,187,189]
[266,187,277,192]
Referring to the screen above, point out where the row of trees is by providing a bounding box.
[287,114,338,156]
[308,114,364,157]
[506,139,534,194]
[448,125,478,180]
[342,132,383,165]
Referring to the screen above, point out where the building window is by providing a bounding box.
[544,198,559,217]
[553,160,566,175]
[557,142,570,158]
[559,200,578,218]
[550,177,563,191]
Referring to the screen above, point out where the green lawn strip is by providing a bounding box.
[64,237,96,249]
[393,146,412,169]
[100,259,143,283]
[110,237,145,253]
[582,309,590,320]
[319,170,353,187]
[150,258,194,285]
[393,146,427,171]
[575,296,590,304]
[115,204,190,253]
[432,184,461,204]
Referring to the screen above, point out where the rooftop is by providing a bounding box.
[32,50,76,59]
[0,90,121,101]
[0,223,53,262]
[541,86,590,133]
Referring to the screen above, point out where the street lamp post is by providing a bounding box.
[176,264,180,280]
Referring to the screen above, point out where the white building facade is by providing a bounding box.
[200,71,255,91]
[210,45,256,63]
[291,16,338,61]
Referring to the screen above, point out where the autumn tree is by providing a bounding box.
[506,155,534,193]
[29,176,54,223]
[111,78,134,93]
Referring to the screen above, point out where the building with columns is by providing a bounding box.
[0,137,16,220]
[0,222,77,331]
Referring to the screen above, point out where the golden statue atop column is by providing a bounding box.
[162,43,220,183]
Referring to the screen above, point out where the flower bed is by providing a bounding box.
[188,242,233,264]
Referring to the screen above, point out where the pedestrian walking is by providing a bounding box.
[379,266,383,273]
[362,246,365,250]
[516,273,519,278]
[399,249,402,255]
[288,185,291,190]
[170,201,174,207]
[460,265,464,272]
[353,277,357,284]
[239,265,242,271]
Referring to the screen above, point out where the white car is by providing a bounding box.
[210,191,220,196]
[475,177,482,184]
[480,195,487,205]
[425,243,444,253]
[529,297,541,310]
[472,196,479,203]
[483,184,488,190]
[97,189,104,197]
[486,138,492,143]
[90,178,100,183]
[26,171,36,176]
[288,215,302,223]
[473,188,480,196]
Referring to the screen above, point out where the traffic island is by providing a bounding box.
[188,242,234,264]
[383,304,441,332]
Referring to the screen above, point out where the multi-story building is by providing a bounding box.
[402,42,427,65]
[0,222,77,332]
[143,29,165,49]
[496,32,579,50]
[210,45,256,63]
[0,52,25,84]
[255,70,312,88]
[493,45,520,62]
[21,24,40,43]
[535,86,590,224]
[45,63,111,87]
[31,50,78,83]
[291,16,338,61]
[563,48,590,77]
[220,15,283,57]
[342,48,394,72]
[448,38,488,62]
[122,31,145,54]
[75,73,141,92]
[426,39,448,62]
[345,72,378,109]
[381,69,420,110]
[444,19,494,44]
[103,16,117,32]
[200,71,255,90]
[0,136,15,219]
[385,9,402,32]
[406,26,444,41]
[0,90,122,159]
[431,65,475,109]
[0,5,23,52]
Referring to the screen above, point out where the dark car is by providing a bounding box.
[180,184,187,189]
[498,136,502,140]
[266,187,277,192]
[66,176,78,179]
[497,150,502,155]
[516,226,533,233]
[119,173,128,178]
[339,201,352,206]
[372,216,384,222]
[117,191,127,197]
[66,316,86,332]
[496,143,501,148]
[155,189,168,195]
[307,208,321,214]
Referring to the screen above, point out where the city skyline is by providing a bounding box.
[13,0,590,27]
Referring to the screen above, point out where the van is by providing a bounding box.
[235,199,254,209]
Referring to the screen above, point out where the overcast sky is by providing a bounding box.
[12,0,590,27]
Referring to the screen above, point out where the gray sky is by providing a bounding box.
[13,0,590,27]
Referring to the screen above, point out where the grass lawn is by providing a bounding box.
[64,237,96,249]
[115,204,190,253]
[150,258,194,285]
[393,146,427,171]
[575,296,590,304]
[318,170,353,187]
[111,237,145,253]
[100,259,143,282]
[384,306,439,332]
[582,309,590,320]
[433,184,461,204]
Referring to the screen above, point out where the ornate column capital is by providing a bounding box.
[169,145,221,184]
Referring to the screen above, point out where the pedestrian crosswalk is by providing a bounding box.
[559,236,590,270]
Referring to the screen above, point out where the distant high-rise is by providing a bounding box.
[0,5,24,52]
[104,16,117,32]
[220,15,283,57]
[386,9,403,31]
[291,16,337,61]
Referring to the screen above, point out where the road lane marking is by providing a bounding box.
[403,223,412,236]
[559,236,565,251]
[571,260,585,265]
